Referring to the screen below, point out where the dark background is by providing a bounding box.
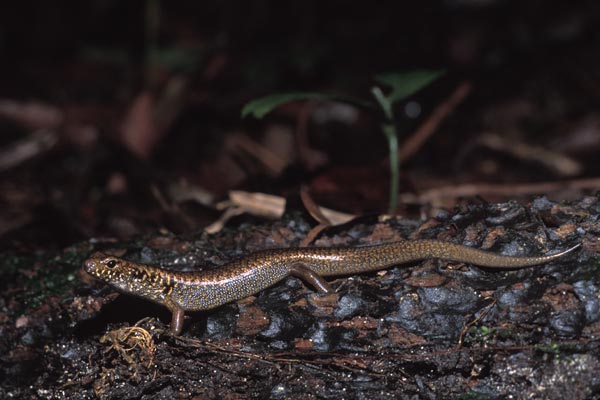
[1,0,600,249]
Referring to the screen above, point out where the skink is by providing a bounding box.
[83,240,580,334]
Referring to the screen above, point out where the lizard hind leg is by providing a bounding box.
[167,304,185,335]
[289,263,334,294]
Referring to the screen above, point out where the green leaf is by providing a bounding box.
[375,70,444,104]
[147,47,204,72]
[242,92,332,119]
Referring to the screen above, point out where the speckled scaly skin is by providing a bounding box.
[83,240,580,334]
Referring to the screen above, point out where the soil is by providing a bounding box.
[1,197,599,399]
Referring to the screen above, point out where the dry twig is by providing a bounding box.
[400,177,600,205]
[205,190,354,234]
[477,132,582,177]
[299,186,333,246]
[394,81,471,164]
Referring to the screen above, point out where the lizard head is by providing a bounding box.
[83,252,152,295]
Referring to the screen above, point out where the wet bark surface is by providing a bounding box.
[1,196,599,399]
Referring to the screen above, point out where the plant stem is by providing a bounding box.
[381,122,398,214]
[371,87,399,214]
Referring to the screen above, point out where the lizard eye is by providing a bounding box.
[106,260,118,268]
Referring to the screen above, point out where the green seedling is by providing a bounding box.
[81,0,204,82]
[242,70,444,213]
[536,342,563,361]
